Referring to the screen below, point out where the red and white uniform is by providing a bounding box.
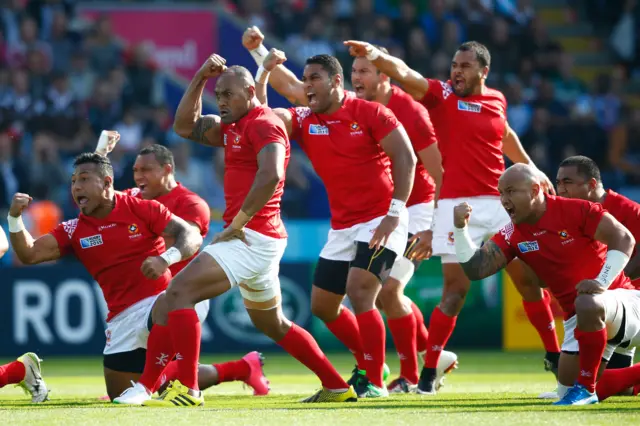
[422,79,510,263]
[124,183,210,275]
[491,195,640,359]
[49,193,209,354]
[202,105,289,308]
[386,85,437,236]
[288,95,409,261]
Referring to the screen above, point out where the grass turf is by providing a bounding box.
[0,351,639,425]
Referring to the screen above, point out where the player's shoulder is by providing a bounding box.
[349,95,390,115]
[390,85,427,114]
[606,189,640,211]
[551,194,596,214]
[59,217,81,240]
[428,79,454,100]
[483,86,507,104]
[122,187,141,198]
[497,221,516,243]
[173,184,207,206]
[116,191,163,211]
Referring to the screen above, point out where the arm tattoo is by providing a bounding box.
[189,116,215,145]
[459,240,508,281]
[163,217,203,260]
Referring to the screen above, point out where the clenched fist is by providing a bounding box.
[9,193,32,218]
[263,48,287,72]
[197,54,227,80]
[141,256,170,280]
[453,202,472,229]
[95,130,120,156]
[242,26,265,51]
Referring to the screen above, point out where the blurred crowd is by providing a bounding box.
[1,0,640,246]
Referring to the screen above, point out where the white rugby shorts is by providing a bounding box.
[202,228,287,310]
[104,293,209,355]
[319,210,409,261]
[433,196,510,264]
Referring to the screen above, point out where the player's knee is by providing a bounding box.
[378,283,407,318]
[575,294,605,328]
[311,298,340,323]
[346,275,380,313]
[249,308,291,341]
[440,291,466,316]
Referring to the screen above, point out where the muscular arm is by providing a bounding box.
[624,252,640,280]
[240,143,286,217]
[379,127,417,203]
[460,240,509,281]
[173,74,223,147]
[594,213,635,257]
[370,53,429,101]
[163,221,201,249]
[161,216,203,261]
[416,144,443,204]
[10,231,61,265]
[501,122,533,164]
[268,65,308,106]
[272,108,295,138]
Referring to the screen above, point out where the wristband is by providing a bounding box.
[255,65,270,85]
[159,247,182,266]
[453,226,478,263]
[231,210,252,230]
[95,130,110,156]
[366,48,380,61]
[388,199,406,217]
[595,250,629,288]
[250,45,269,65]
[7,215,25,233]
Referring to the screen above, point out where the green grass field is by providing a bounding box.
[1,351,639,425]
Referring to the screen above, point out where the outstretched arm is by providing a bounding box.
[173,54,226,147]
[344,41,429,101]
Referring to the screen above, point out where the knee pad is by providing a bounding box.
[389,256,415,287]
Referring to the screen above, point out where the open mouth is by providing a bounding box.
[219,109,230,119]
[138,183,147,193]
[504,205,515,218]
[307,92,317,107]
[77,196,89,206]
[353,84,365,97]
[454,77,465,92]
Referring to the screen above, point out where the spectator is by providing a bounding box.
[0,131,29,211]
[113,107,144,154]
[552,52,587,105]
[609,107,640,185]
[48,10,76,73]
[86,15,122,77]
[68,50,96,102]
[5,16,51,69]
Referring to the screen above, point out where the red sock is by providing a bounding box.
[154,360,179,392]
[0,361,26,388]
[388,313,419,384]
[168,309,201,391]
[575,327,607,393]
[139,325,175,392]
[278,323,348,390]
[411,301,429,353]
[325,308,366,370]
[596,363,640,401]
[214,359,250,383]
[522,290,561,353]
[356,309,386,387]
[425,307,457,369]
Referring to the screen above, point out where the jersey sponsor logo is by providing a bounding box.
[223,134,228,146]
[533,230,547,236]
[309,124,329,135]
[440,81,453,99]
[458,100,482,113]
[98,224,116,231]
[79,234,104,249]
[517,241,539,253]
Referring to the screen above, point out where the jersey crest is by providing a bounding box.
[499,222,514,243]
[62,219,79,239]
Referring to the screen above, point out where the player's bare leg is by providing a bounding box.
[104,368,142,401]
[347,266,388,397]
[144,252,232,407]
[417,262,469,394]
[507,259,561,379]
[246,302,356,402]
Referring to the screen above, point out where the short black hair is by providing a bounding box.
[306,54,344,79]
[457,41,491,68]
[139,144,175,171]
[73,153,114,178]
[559,155,602,184]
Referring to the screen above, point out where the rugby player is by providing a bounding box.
[344,39,560,394]
[143,56,357,407]
[453,163,640,405]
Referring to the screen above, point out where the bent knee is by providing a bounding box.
[311,300,340,323]
[575,294,605,317]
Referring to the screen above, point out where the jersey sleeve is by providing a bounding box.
[490,224,517,263]
[580,201,606,238]
[171,195,211,235]
[406,105,437,152]
[49,221,75,256]
[361,101,401,142]
[248,117,289,154]
[138,199,173,236]
[420,79,452,108]
[287,107,307,144]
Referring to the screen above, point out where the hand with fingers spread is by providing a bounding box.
[369,215,399,251]
[197,54,227,80]
[453,202,472,229]
[211,226,249,246]
[406,229,433,261]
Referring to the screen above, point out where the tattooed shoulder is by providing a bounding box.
[460,240,508,281]
[189,116,218,145]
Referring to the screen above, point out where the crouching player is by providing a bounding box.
[452,164,640,405]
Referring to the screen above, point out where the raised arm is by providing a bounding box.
[502,122,555,195]
[453,202,510,280]
[379,127,417,204]
[344,40,429,101]
[173,54,226,147]
[243,26,307,106]
[8,193,62,265]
